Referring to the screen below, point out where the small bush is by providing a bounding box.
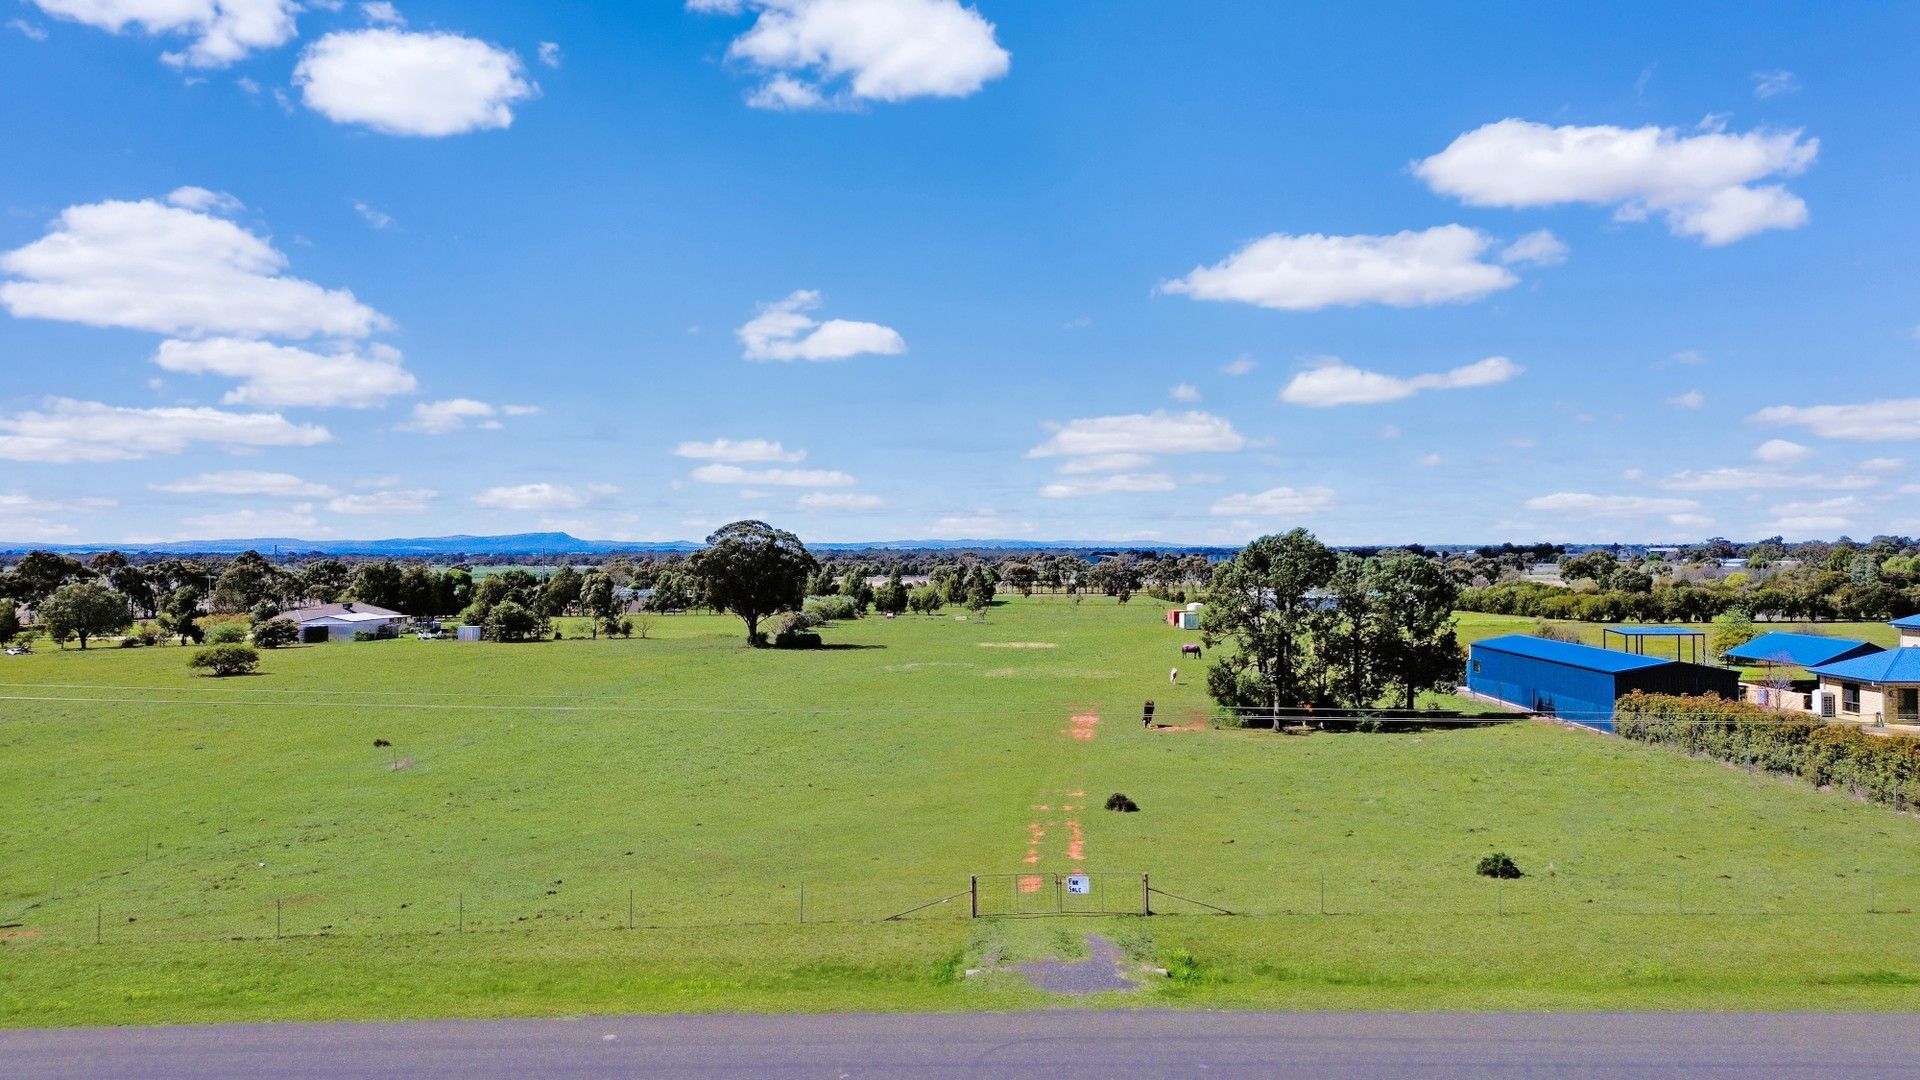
[251,618,300,649]
[804,595,858,622]
[1476,852,1522,879]
[204,621,250,645]
[773,611,823,649]
[133,622,161,646]
[1105,792,1140,812]
[190,644,259,678]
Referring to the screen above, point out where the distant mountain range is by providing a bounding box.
[0,532,1237,557]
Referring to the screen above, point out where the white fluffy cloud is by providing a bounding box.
[1754,438,1812,464]
[1210,486,1335,517]
[1752,70,1799,99]
[1028,410,1245,460]
[1279,356,1521,408]
[181,505,324,537]
[1415,118,1818,246]
[797,491,883,510]
[1751,398,1920,440]
[472,482,615,512]
[151,470,335,497]
[154,338,417,408]
[398,399,538,434]
[1222,355,1257,377]
[1524,492,1702,520]
[1169,383,1201,403]
[296,29,537,137]
[695,0,1010,110]
[327,488,437,514]
[691,463,856,487]
[1667,389,1705,409]
[0,196,387,339]
[738,290,906,361]
[1055,452,1154,475]
[360,1,403,27]
[0,398,329,463]
[0,492,115,540]
[1161,225,1518,310]
[929,508,1029,537]
[29,0,298,68]
[672,437,805,463]
[1763,496,1862,536]
[1499,229,1568,266]
[1656,467,1876,492]
[1040,473,1177,499]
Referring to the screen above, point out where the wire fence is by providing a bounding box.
[14,864,1918,950]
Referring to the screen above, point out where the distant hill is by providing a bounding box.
[0,532,1235,557]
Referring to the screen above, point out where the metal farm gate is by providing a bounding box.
[969,872,1149,918]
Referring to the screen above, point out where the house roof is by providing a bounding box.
[1472,634,1672,674]
[289,602,404,625]
[1724,632,1883,669]
[1892,614,1920,630]
[1813,648,1920,685]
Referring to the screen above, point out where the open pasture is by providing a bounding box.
[5,597,1920,1025]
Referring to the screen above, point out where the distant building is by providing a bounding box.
[286,602,406,643]
[1467,635,1739,731]
[1726,632,1884,712]
[1809,617,1920,726]
[1165,603,1202,631]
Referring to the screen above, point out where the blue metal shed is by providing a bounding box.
[1723,632,1882,669]
[1893,614,1920,631]
[1467,635,1741,731]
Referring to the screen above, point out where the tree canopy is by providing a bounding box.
[39,582,131,650]
[689,520,816,646]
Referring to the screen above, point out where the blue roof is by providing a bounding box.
[1724,632,1882,669]
[1813,648,1920,684]
[1473,635,1672,674]
[1893,614,1920,630]
[1604,625,1704,636]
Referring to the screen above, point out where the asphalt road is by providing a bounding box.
[6,1011,1918,1078]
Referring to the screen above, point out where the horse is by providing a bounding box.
[1180,643,1203,659]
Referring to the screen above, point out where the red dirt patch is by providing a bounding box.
[1065,820,1085,862]
[1064,712,1099,740]
[0,928,42,941]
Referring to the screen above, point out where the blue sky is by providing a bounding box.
[1,0,1916,547]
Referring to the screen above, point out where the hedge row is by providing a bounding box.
[1615,693,1920,811]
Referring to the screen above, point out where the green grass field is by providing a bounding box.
[6,597,1920,1026]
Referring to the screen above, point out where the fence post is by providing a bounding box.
[969,876,978,919]
[1142,873,1151,916]
[628,888,635,930]
[1319,873,1326,916]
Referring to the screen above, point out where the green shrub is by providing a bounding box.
[204,621,249,645]
[773,610,823,649]
[482,600,542,643]
[189,644,259,677]
[1616,693,1920,811]
[1476,852,1522,879]
[251,618,300,649]
[804,595,858,622]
